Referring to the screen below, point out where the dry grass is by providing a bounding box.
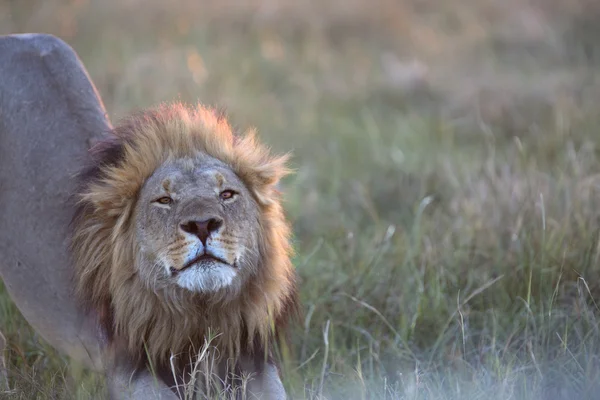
[3,0,600,398]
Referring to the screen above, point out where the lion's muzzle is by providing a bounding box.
[179,217,223,245]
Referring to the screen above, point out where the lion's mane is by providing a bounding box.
[70,103,299,369]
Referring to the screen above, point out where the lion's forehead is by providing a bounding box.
[143,158,243,196]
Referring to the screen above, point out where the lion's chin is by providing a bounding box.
[174,262,237,293]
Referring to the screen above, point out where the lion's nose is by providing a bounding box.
[180,218,223,245]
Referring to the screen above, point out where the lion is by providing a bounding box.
[0,33,299,399]
[71,103,300,398]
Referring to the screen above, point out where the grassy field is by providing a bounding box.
[3,0,600,398]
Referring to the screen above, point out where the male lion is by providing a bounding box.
[0,33,299,399]
[73,103,300,398]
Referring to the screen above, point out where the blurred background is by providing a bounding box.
[3,0,600,398]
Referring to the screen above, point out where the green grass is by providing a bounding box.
[3,1,600,399]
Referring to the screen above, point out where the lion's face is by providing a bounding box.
[135,154,260,293]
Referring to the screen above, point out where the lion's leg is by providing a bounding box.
[105,357,179,400]
[246,363,286,400]
[101,344,180,400]
[0,33,111,371]
[239,357,287,400]
[0,331,8,391]
[105,369,179,400]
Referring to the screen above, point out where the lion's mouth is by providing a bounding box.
[171,253,232,275]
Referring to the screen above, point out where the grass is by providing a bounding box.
[3,0,600,398]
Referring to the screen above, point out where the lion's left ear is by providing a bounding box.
[251,154,292,206]
[232,132,292,206]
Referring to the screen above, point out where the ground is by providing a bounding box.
[2,0,600,399]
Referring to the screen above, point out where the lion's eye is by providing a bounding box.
[219,190,237,200]
[155,196,173,205]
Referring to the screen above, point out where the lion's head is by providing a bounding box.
[71,103,299,367]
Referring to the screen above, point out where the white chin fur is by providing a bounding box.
[175,264,236,292]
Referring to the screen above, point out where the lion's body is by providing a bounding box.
[0,34,298,399]
[0,33,108,370]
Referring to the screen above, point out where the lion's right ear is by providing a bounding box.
[78,134,144,217]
